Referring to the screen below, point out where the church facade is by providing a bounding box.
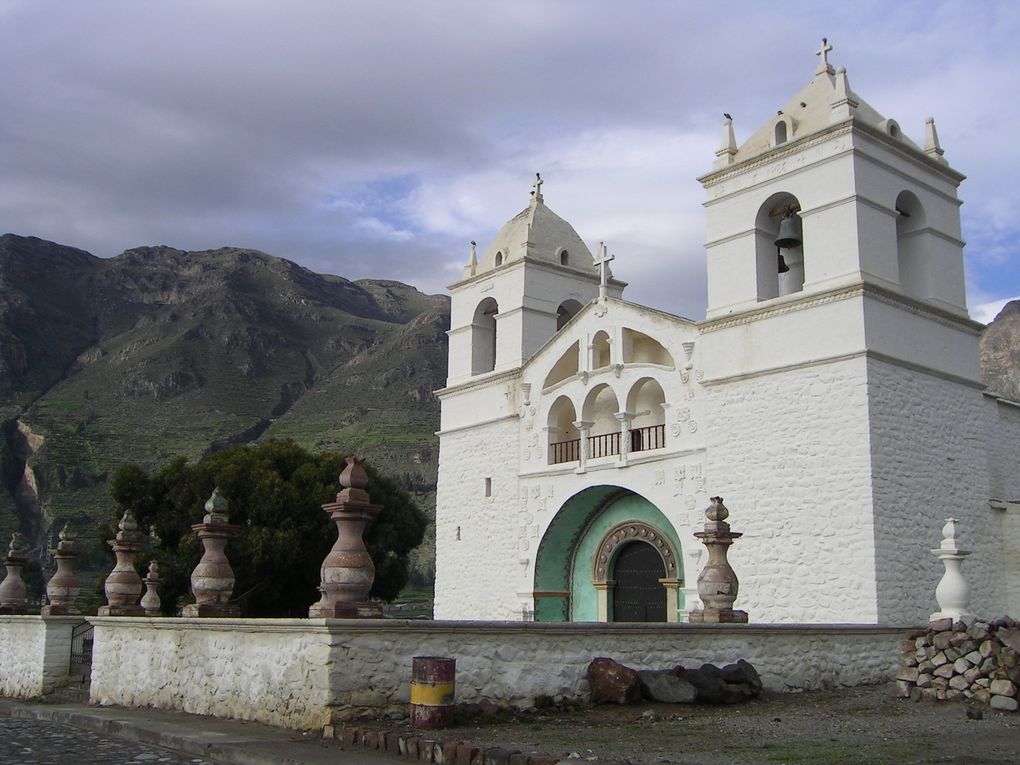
[433,44,1020,626]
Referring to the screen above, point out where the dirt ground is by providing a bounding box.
[402,683,1020,765]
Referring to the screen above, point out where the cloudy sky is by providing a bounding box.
[2,1,1018,323]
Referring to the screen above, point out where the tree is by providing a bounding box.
[108,439,427,617]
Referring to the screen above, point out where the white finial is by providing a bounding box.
[816,37,834,75]
[924,117,946,163]
[930,517,974,624]
[532,173,544,203]
[594,242,615,300]
[467,241,477,276]
[714,113,738,169]
[830,66,858,123]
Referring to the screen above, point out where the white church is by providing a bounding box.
[432,42,1020,626]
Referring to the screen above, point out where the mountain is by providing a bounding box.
[980,300,1020,402]
[0,234,449,576]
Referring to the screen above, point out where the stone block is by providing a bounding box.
[895,680,914,698]
[343,727,362,747]
[946,689,965,702]
[933,632,952,650]
[933,664,955,679]
[916,673,933,689]
[949,675,969,691]
[949,632,972,648]
[944,648,960,662]
[915,648,930,663]
[896,667,919,683]
[407,738,421,759]
[421,740,438,762]
[918,660,935,673]
[456,745,479,765]
[1000,648,1018,668]
[980,657,998,674]
[931,651,949,667]
[953,658,970,675]
[910,687,923,702]
[973,689,991,704]
[964,667,982,684]
[990,695,1019,712]
[998,628,1020,653]
[967,624,990,642]
[980,640,996,658]
[386,732,402,754]
[932,677,949,691]
[930,618,953,632]
[441,741,461,765]
[936,689,947,701]
[900,639,918,653]
[989,679,1017,697]
[965,651,982,666]
[975,678,991,689]
[902,654,918,668]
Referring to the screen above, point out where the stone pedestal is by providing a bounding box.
[141,560,162,616]
[183,489,240,618]
[0,532,30,615]
[930,517,974,624]
[688,497,748,624]
[309,457,384,618]
[41,525,81,616]
[99,511,146,616]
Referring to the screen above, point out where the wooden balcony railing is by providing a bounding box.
[549,423,666,465]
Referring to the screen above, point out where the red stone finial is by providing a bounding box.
[339,456,369,490]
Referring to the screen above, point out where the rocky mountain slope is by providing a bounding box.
[980,300,1020,402]
[0,234,448,574]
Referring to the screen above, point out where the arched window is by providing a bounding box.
[544,341,580,389]
[471,297,498,374]
[775,121,788,145]
[591,330,611,369]
[494,251,504,267]
[895,190,928,300]
[582,384,620,459]
[556,299,583,331]
[547,396,579,465]
[621,329,674,367]
[755,192,804,300]
[626,377,666,453]
[560,249,569,266]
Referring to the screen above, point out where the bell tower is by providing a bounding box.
[701,38,968,323]
[444,175,624,387]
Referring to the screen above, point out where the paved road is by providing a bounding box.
[0,716,219,765]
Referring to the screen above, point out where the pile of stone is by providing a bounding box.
[586,657,763,705]
[897,616,1020,711]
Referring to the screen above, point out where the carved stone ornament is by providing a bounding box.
[688,497,748,624]
[309,457,384,618]
[141,560,162,616]
[593,521,678,583]
[98,510,146,616]
[182,488,240,618]
[0,532,30,614]
[42,524,81,615]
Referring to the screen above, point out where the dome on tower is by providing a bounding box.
[461,174,602,280]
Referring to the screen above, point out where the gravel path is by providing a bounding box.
[426,683,1020,765]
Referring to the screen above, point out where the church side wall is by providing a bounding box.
[433,418,523,620]
[703,355,879,623]
[866,358,1001,623]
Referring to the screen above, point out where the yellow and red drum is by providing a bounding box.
[410,656,456,728]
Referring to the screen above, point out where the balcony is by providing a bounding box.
[549,424,666,465]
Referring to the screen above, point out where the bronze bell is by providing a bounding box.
[774,212,801,274]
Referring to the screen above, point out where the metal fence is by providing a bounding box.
[69,620,93,680]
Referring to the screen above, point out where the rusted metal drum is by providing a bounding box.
[410,656,456,728]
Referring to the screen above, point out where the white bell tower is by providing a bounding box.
[444,175,624,387]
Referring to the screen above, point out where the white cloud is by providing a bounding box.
[971,296,1020,325]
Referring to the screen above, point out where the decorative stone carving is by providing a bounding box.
[183,488,240,618]
[309,457,384,618]
[141,560,162,616]
[99,510,146,616]
[688,497,748,624]
[0,532,30,614]
[42,524,81,616]
[930,518,974,624]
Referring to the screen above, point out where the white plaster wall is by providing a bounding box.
[89,618,335,730]
[703,355,880,623]
[987,398,1020,503]
[81,619,902,728]
[434,419,524,620]
[0,616,78,697]
[866,359,1003,623]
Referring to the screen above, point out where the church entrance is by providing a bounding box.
[611,541,667,622]
[532,486,683,622]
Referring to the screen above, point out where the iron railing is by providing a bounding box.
[549,423,666,465]
[630,423,666,453]
[69,620,93,679]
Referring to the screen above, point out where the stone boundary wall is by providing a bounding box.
[0,615,82,698]
[85,618,905,730]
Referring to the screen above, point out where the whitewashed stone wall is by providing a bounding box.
[89,617,335,730]
[83,618,902,729]
[0,615,80,697]
[704,356,879,623]
[868,359,1002,624]
[434,419,523,620]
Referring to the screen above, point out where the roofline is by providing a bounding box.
[698,119,965,188]
[447,255,628,292]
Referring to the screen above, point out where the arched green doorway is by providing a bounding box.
[532,486,683,622]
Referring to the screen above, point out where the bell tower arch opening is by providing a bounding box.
[895,190,928,300]
[755,192,803,300]
[471,297,498,374]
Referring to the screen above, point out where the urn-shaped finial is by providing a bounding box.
[705,497,729,523]
[203,487,230,524]
[8,531,27,557]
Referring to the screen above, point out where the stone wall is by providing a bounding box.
[84,618,902,729]
[0,615,80,697]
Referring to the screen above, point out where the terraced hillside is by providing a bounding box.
[0,234,448,575]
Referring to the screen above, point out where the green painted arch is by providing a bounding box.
[533,485,684,622]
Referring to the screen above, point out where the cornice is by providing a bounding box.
[436,367,521,398]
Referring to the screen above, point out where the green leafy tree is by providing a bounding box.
[108,439,427,617]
